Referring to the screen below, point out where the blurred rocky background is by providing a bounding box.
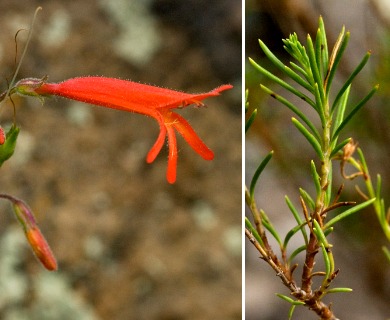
[0,1,242,319]
[246,0,390,319]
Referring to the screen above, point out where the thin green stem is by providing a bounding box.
[0,7,42,109]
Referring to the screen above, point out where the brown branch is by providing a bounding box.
[301,232,318,293]
[245,228,298,292]
[245,189,280,265]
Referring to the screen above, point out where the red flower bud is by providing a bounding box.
[25,226,57,271]
[0,194,57,271]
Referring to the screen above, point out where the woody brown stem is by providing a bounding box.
[245,229,298,291]
[301,232,318,292]
[245,189,280,264]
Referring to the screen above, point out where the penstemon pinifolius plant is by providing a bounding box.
[246,17,390,320]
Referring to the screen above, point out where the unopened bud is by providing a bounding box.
[0,193,57,271]
[25,226,57,271]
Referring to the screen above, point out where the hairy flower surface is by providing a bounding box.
[14,77,233,183]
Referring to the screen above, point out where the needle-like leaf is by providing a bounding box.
[292,117,323,160]
[249,151,274,201]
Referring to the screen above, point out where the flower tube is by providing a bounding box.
[13,77,233,183]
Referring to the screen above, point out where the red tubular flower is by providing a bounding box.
[14,77,233,183]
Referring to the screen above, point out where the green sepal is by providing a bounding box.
[0,125,20,166]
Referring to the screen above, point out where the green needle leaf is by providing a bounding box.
[289,244,307,262]
[245,109,257,133]
[285,196,308,245]
[312,219,329,247]
[320,243,331,278]
[288,305,296,320]
[245,89,249,113]
[330,138,352,158]
[306,34,324,101]
[289,61,308,79]
[332,84,379,141]
[382,246,390,263]
[357,147,368,173]
[311,160,321,196]
[327,287,353,293]
[258,38,314,94]
[291,117,324,160]
[245,217,264,247]
[276,293,305,305]
[250,151,274,201]
[324,198,376,229]
[299,188,315,212]
[324,164,333,207]
[313,83,325,125]
[283,220,307,250]
[261,209,283,246]
[318,16,329,77]
[331,85,350,144]
[249,57,315,108]
[331,51,372,111]
[260,85,321,140]
[325,29,349,95]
